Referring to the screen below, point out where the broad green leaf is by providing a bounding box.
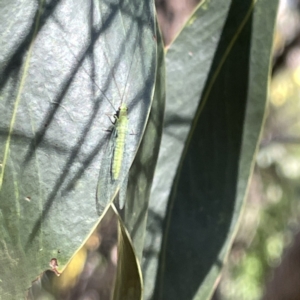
[143,0,279,299]
[0,0,156,298]
[143,0,232,297]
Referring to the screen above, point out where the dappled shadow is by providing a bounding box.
[0,0,155,256]
[20,0,154,248]
[23,0,125,249]
[0,0,60,92]
[0,0,156,298]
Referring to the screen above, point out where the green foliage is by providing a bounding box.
[143,0,279,299]
[0,0,279,299]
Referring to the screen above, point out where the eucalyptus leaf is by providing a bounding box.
[143,0,279,299]
[0,0,156,298]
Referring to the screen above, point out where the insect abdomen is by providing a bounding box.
[112,104,128,180]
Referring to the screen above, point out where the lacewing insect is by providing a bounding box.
[103,99,130,211]
[63,39,135,213]
[96,47,137,212]
[111,103,129,181]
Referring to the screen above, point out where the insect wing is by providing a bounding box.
[96,128,116,215]
[96,109,131,213]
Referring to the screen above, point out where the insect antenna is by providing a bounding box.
[59,34,117,112]
[99,23,140,109]
[118,40,139,107]
[100,37,138,110]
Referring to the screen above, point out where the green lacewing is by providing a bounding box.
[111,103,129,181]
[61,32,137,214]
[76,51,133,213]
